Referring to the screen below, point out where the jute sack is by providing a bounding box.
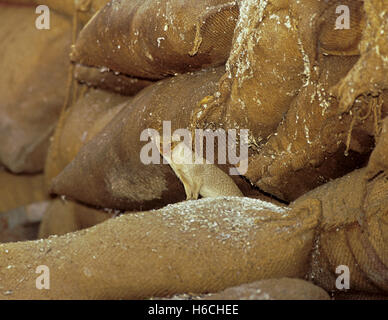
[192,0,364,149]
[246,54,384,201]
[50,68,264,211]
[38,199,114,238]
[293,168,388,296]
[0,170,47,213]
[74,64,153,96]
[245,0,387,202]
[0,6,72,173]
[44,88,129,188]
[332,0,388,113]
[0,197,319,299]
[71,0,239,80]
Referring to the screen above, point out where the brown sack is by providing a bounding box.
[0,6,71,173]
[193,0,304,143]
[44,88,128,187]
[49,68,220,210]
[242,0,385,201]
[74,64,153,96]
[245,0,387,201]
[332,0,388,113]
[193,0,364,148]
[293,168,388,296]
[0,197,319,299]
[191,0,371,201]
[71,0,239,80]
[38,199,114,238]
[50,67,269,210]
[0,170,47,213]
[246,55,382,201]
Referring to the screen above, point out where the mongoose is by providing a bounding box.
[153,135,243,200]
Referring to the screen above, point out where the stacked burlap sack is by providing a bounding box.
[0,2,70,242]
[0,0,387,300]
[0,161,387,299]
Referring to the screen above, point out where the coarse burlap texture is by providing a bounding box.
[44,88,128,188]
[192,0,364,146]
[50,68,267,211]
[246,54,382,201]
[71,0,239,80]
[0,6,71,173]
[0,197,320,299]
[38,199,113,238]
[0,170,47,213]
[193,0,303,143]
[293,167,388,296]
[74,64,153,96]
[243,0,387,201]
[332,0,388,113]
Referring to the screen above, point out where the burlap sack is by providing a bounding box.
[332,0,388,113]
[293,168,388,296]
[44,88,128,187]
[38,199,113,238]
[242,0,388,201]
[74,64,153,96]
[192,0,364,147]
[0,6,71,173]
[246,54,384,201]
[0,170,47,213]
[71,0,239,80]
[50,68,267,211]
[0,197,320,299]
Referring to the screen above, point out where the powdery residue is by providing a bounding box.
[155,197,289,246]
[226,0,268,85]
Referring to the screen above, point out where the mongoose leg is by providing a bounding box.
[178,172,196,200]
